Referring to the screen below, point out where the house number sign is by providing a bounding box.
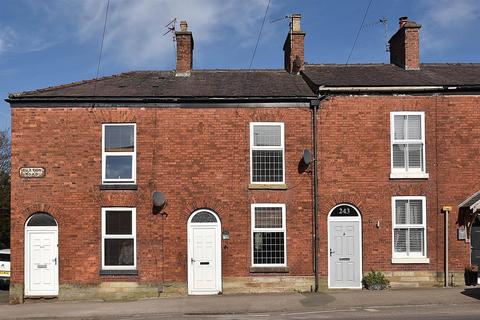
[330,205,358,217]
[19,167,45,178]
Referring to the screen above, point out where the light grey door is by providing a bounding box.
[329,220,361,288]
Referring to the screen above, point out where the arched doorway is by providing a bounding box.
[187,209,222,295]
[327,204,362,289]
[24,212,59,296]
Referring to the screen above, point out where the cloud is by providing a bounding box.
[74,0,270,68]
[0,27,16,54]
[417,0,480,52]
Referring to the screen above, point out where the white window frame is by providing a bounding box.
[249,122,285,184]
[251,203,287,267]
[101,207,137,270]
[102,123,137,184]
[391,196,429,264]
[390,112,428,179]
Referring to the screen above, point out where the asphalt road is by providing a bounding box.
[62,303,480,320]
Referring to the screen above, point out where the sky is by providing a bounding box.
[1,0,479,131]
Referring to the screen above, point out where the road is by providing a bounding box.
[60,303,480,320]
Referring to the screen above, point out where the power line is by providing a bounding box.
[248,0,271,68]
[92,0,110,99]
[346,0,373,65]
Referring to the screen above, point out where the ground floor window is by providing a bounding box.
[251,204,286,266]
[101,207,136,269]
[392,196,427,259]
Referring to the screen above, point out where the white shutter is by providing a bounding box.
[395,200,407,224]
[409,200,423,224]
[392,144,406,169]
[394,229,407,253]
[407,144,423,169]
[394,115,406,139]
[407,115,422,140]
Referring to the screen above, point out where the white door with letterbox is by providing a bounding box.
[187,209,221,295]
[25,213,59,296]
[328,204,362,289]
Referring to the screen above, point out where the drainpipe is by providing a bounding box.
[310,96,326,292]
[442,206,452,287]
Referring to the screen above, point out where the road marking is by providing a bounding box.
[364,308,379,312]
[280,308,356,316]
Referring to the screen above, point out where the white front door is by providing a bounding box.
[328,204,362,289]
[188,210,221,295]
[25,229,58,296]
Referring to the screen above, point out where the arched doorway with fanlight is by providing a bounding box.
[187,209,222,295]
[24,212,59,297]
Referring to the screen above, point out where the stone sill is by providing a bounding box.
[390,172,429,180]
[249,266,289,273]
[100,184,138,190]
[100,269,138,276]
[391,257,430,264]
[248,184,287,190]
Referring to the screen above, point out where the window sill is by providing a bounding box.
[390,172,429,180]
[248,184,287,190]
[100,184,138,190]
[249,266,289,273]
[100,269,138,276]
[391,257,430,264]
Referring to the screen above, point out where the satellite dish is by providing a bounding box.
[152,192,167,211]
[302,149,312,166]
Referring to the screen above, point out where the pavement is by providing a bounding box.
[0,287,479,319]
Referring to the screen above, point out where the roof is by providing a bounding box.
[9,70,315,101]
[303,63,480,87]
[459,190,480,209]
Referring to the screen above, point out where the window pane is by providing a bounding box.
[105,125,135,152]
[105,155,133,180]
[407,115,422,140]
[255,207,283,228]
[394,115,406,140]
[191,211,217,223]
[407,144,423,169]
[0,254,10,262]
[253,232,285,264]
[409,228,424,253]
[394,228,407,253]
[106,211,132,235]
[253,125,281,147]
[252,150,283,182]
[409,200,423,224]
[104,239,134,266]
[392,144,406,169]
[395,200,407,224]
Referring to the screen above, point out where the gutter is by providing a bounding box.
[317,85,480,94]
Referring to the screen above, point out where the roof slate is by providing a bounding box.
[303,63,480,87]
[10,70,315,99]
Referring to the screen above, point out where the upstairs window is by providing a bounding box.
[390,112,427,178]
[102,123,136,184]
[250,123,285,184]
[392,196,428,262]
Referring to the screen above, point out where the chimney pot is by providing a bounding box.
[180,20,188,32]
[399,16,408,28]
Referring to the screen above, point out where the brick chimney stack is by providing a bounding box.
[388,16,422,70]
[283,14,305,74]
[175,20,194,77]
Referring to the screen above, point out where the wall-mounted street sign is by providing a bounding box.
[19,167,45,178]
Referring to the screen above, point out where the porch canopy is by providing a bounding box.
[459,190,480,213]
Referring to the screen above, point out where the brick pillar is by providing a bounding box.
[175,21,194,77]
[283,14,305,74]
[388,16,421,70]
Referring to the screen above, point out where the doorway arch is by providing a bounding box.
[24,212,59,296]
[187,209,222,295]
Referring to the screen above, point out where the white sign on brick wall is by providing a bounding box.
[19,167,45,178]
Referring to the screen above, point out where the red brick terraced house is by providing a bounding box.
[6,15,480,303]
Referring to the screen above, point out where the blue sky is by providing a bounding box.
[1,0,479,130]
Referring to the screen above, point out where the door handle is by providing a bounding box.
[330,249,335,257]
[191,258,195,263]
[53,257,57,265]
